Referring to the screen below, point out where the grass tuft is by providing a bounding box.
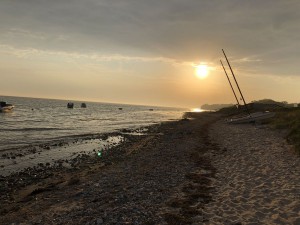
[269,107,300,154]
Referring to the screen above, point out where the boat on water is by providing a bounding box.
[228,111,276,124]
[0,101,14,112]
[81,103,87,108]
[67,102,74,109]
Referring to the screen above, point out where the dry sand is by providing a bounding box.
[204,120,300,225]
[0,112,299,225]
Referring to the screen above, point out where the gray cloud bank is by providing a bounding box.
[1,0,300,76]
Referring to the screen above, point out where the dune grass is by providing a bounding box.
[269,107,300,154]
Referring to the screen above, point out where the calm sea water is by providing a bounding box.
[0,96,186,151]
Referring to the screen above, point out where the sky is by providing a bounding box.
[0,0,300,108]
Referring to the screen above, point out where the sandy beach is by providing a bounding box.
[206,119,300,224]
[0,112,299,225]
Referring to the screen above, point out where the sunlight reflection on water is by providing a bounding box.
[191,108,205,112]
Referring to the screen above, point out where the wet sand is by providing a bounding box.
[0,112,299,224]
[0,134,125,176]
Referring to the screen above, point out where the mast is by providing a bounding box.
[222,49,251,115]
[220,59,240,107]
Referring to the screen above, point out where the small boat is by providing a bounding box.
[228,111,275,124]
[0,101,14,112]
[81,103,87,108]
[67,102,74,108]
[149,109,154,111]
[118,108,123,110]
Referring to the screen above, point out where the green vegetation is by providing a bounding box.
[269,107,300,154]
[217,105,240,116]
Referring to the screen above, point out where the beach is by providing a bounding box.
[1,112,299,224]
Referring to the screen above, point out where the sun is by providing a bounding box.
[195,64,209,79]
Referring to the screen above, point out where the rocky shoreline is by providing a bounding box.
[1,112,299,224]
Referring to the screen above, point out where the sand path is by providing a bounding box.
[206,121,300,225]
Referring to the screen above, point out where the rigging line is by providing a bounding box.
[220,59,240,107]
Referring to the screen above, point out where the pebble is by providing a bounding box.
[96,218,103,224]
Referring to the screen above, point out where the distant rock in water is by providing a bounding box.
[81,103,87,108]
[67,102,74,108]
[201,103,234,110]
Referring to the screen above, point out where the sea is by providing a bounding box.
[0,96,186,152]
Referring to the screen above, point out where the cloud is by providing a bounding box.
[5,28,46,40]
[0,43,191,66]
[0,0,299,106]
[1,0,299,60]
[1,0,299,77]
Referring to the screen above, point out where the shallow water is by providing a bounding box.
[0,96,186,151]
[0,135,124,176]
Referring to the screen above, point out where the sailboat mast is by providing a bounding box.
[222,49,251,115]
[220,59,240,107]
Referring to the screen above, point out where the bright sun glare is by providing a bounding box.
[195,65,209,79]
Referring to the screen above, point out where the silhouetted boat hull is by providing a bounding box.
[228,111,275,124]
[0,101,14,112]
